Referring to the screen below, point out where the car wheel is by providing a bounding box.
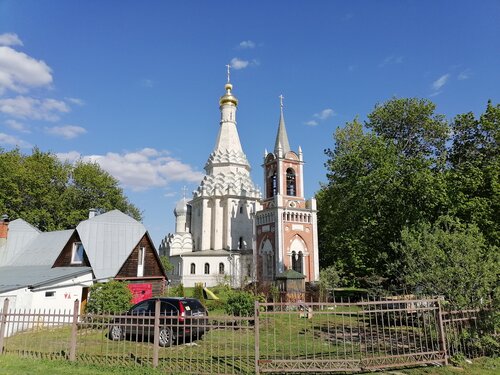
[159,327,173,347]
[108,325,124,341]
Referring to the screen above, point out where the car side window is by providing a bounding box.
[160,301,179,316]
[131,300,152,314]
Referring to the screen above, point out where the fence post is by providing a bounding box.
[436,300,448,365]
[254,301,260,375]
[153,299,160,368]
[69,299,79,361]
[0,298,9,355]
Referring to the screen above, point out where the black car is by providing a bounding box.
[108,297,208,347]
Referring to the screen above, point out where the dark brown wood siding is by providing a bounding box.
[52,231,91,268]
[116,234,165,279]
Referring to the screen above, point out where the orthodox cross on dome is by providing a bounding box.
[182,185,188,199]
[226,64,231,83]
[279,94,284,109]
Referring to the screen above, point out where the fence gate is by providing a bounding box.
[255,299,447,373]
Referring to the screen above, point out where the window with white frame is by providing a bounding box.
[71,242,84,264]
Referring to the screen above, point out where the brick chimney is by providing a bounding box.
[0,214,9,240]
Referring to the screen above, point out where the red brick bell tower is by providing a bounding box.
[254,96,319,283]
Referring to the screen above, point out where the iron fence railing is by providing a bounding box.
[0,297,495,374]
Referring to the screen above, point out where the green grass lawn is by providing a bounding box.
[0,354,497,375]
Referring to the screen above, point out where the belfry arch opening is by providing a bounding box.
[286,168,296,196]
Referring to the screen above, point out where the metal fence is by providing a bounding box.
[0,298,494,374]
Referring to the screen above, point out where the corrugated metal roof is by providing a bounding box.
[0,265,92,293]
[0,219,41,266]
[77,210,146,280]
[8,229,74,267]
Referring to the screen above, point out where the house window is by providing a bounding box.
[190,263,196,274]
[45,291,55,297]
[286,168,296,196]
[137,246,145,277]
[71,242,84,264]
[219,262,225,274]
[204,263,210,274]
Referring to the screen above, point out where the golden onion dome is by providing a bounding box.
[219,83,238,107]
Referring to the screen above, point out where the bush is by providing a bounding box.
[204,299,226,312]
[224,291,255,317]
[86,281,132,314]
[193,283,205,301]
[168,283,185,297]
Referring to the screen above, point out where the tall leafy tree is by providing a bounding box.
[318,99,450,287]
[0,148,141,231]
[447,101,499,247]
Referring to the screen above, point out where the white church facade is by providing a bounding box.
[159,74,319,288]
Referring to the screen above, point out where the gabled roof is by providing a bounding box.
[9,229,74,267]
[0,265,92,294]
[76,210,146,280]
[0,219,41,266]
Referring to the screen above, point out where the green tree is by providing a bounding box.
[393,216,498,309]
[318,102,449,286]
[318,265,341,300]
[159,255,174,273]
[447,101,499,247]
[0,148,141,231]
[86,281,133,314]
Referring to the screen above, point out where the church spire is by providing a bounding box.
[274,94,291,156]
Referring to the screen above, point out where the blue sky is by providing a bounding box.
[0,1,499,246]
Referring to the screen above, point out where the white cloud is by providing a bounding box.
[4,119,30,133]
[0,96,70,121]
[379,55,403,67]
[429,91,442,97]
[55,151,81,163]
[0,132,31,148]
[140,79,154,88]
[230,57,250,70]
[0,33,23,47]
[458,69,471,80]
[305,108,335,127]
[45,125,87,139]
[56,148,204,191]
[432,74,450,91]
[0,46,53,94]
[314,108,335,120]
[305,120,318,127]
[238,40,256,49]
[65,97,85,106]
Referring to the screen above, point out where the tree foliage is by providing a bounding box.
[86,281,133,314]
[393,216,498,309]
[224,291,255,317]
[0,148,141,230]
[318,99,499,299]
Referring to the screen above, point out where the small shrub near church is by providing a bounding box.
[224,291,255,317]
[193,283,205,301]
[86,281,132,314]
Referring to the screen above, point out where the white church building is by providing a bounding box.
[159,73,319,288]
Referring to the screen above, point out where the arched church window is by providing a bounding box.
[190,263,196,274]
[267,171,277,198]
[286,168,296,196]
[238,237,244,250]
[219,262,225,274]
[204,263,210,274]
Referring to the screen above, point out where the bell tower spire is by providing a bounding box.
[274,94,291,156]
